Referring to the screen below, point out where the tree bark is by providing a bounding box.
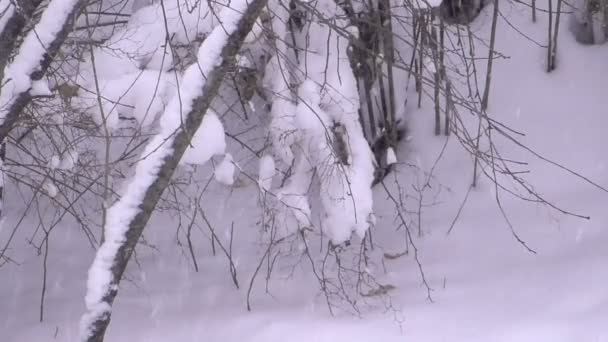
[550,0,562,71]
[481,0,499,110]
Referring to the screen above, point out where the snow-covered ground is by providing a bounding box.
[2,1,608,341]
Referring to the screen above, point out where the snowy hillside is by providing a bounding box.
[1,0,607,341]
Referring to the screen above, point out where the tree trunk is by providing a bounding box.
[481,0,499,110]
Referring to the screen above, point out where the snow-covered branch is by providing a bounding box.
[79,0,269,340]
[0,0,87,141]
[0,0,87,219]
[263,0,375,244]
[0,0,45,81]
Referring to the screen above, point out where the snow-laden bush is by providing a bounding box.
[261,0,374,245]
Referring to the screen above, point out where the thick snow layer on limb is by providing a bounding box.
[80,0,249,338]
[181,113,226,165]
[264,0,299,165]
[296,0,360,122]
[281,0,374,244]
[258,154,275,191]
[81,0,227,80]
[0,0,79,121]
[74,0,237,129]
[261,0,375,243]
[214,154,235,185]
[30,80,52,97]
[296,81,374,244]
[269,97,298,165]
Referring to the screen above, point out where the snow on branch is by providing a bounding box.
[74,0,266,130]
[0,0,87,141]
[264,0,299,165]
[73,0,229,129]
[264,0,375,244]
[0,0,86,221]
[79,0,269,339]
[0,0,80,117]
